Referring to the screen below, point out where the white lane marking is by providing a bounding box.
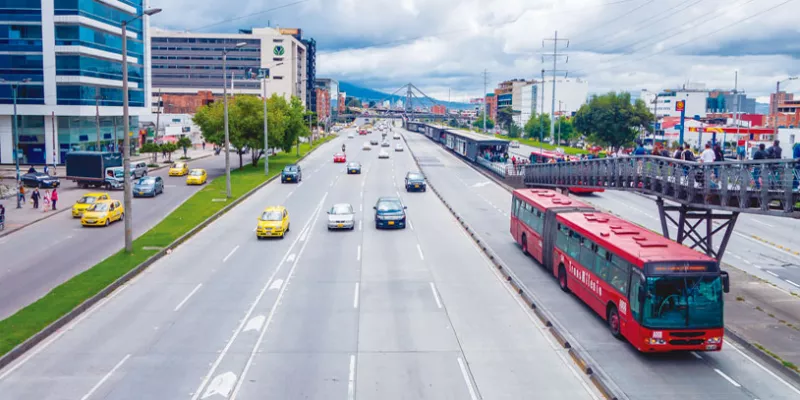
[202,371,237,399]
[457,357,479,400]
[80,354,131,400]
[298,182,304,188]
[191,196,326,400]
[243,315,265,333]
[753,264,763,269]
[417,244,424,260]
[299,226,309,242]
[0,283,131,381]
[752,219,775,228]
[408,219,414,230]
[742,258,752,265]
[269,279,283,290]
[286,254,296,263]
[358,220,362,231]
[359,203,362,212]
[229,193,327,400]
[353,282,360,309]
[429,282,442,308]
[222,245,239,263]
[347,354,356,400]
[285,190,295,200]
[357,245,361,261]
[725,340,800,395]
[730,253,742,260]
[787,280,800,288]
[690,351,702,359]
[714,368,741,387]
[766,270,779,277]
[174,283,202,312]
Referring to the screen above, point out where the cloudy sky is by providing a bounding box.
[153,0,800,103]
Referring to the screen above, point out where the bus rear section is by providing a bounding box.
[551,211,730,353]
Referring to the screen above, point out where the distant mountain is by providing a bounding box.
[339,81,473,110]
[755,102,770,115]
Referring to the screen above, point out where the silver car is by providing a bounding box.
[327,203,355,230]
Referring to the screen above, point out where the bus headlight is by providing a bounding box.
[706,337,722,344]
[646,338,667,345]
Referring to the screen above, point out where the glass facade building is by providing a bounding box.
[0,0,149,165]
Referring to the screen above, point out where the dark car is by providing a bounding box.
[281,164,302,183]
[133,176,164,197]
[373,197,407,229]
[346,162,362,174]
[21,172,60,188]
[404,172,426,192]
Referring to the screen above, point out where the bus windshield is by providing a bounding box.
[642,275,723,329]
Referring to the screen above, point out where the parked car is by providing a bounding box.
[21,171,60,188]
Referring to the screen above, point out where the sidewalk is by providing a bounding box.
[0,148,213,237]
[725,266,800,377]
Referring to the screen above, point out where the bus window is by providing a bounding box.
[609,258,632,294]
[628,272,644,321]
[534,209,543,231]
[579,239,596,272]
[595,248,611,281]
[512,197,521,218]
[556,224,569,250]
[568,231,582,260]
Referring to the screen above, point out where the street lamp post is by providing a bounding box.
[121,7,161,252]
[222,42,247,198]
[1,78,32,208]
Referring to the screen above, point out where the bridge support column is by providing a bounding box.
[656,198,739,262]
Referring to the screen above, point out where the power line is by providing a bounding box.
[187,0,310,32]
[567,0,656,42]
[577,0,796,76]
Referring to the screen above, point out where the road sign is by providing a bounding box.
[675,100,685,112]
[256,68,270,79]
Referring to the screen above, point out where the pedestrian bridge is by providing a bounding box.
[523,156,800,260]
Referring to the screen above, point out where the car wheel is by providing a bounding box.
[375,221,380,229]
[104,219,109,227]
[119,213,124,222]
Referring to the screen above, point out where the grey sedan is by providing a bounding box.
[327,203,355,230]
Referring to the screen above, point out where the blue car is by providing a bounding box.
[133,176,164,197]
[373,197,407,229]
[404,171,426,192]
[281,164,302,183]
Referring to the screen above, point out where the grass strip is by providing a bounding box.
[0,136,335,357]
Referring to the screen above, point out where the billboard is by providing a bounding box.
[470,98,484,104]
[278,28,301,36]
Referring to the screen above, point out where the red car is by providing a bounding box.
[359,130,367,135]
[334,152,346,163]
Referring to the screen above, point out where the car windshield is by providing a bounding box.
[376,200,403,212]
[407,173,424,181]
[77,196,99,204]
[260,211,283,221]
[348,163,360,168]
[136,177,155,186]
[641,275,723,329]
[190,170,203,176]
[88,203,109,212]
[113,169,124,178]
[330,204,353,215]
[335,153,344,157]
[283,166,298,173]
[173,163,185,169]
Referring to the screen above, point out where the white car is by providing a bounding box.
[509,140,520,148]
[395,143,404,152]
[347,132,354,139]
[327,203,355,230]
[362,142,372,150]
[393,133,401,140]
[378,149,390,159]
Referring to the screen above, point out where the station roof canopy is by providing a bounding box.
[428,124,511,146]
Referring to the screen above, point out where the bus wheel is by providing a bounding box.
[521,234,528,255]
[558,265,570,293]
[607,306,623,339]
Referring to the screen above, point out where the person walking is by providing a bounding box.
[752,143,768,189]
[51,187,59,210]
[767,140,782,159]
[18,184,26,205]
[31,188,40,209]
[42,190,51,212]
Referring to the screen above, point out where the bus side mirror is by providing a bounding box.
[721,271,730,293]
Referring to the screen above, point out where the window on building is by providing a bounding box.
[273,76,283,80]
[273,39,283,43]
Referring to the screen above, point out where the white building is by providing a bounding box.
[653,89,708,119]
[150,27,307,107]
[515,78,589,127]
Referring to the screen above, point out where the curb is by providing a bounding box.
[0,153,215,239]
[402,131,624,400]
[0,140,333,371]
[725,323,800,385]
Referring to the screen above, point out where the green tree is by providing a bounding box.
[140,142,161,164]
[554,116,578,144]
[524,114,551,141]
[162,142,178,162]
[472,114,495,130]
[573,92,653,150]
[448,118,458,128]
[496,107,514,129]
[507,123,521,138]
[176,136,192,158]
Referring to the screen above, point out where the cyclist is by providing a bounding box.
[342,143,346,153]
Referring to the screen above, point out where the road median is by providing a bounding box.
[0,136,335,368]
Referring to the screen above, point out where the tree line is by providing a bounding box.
[193,94,311,168]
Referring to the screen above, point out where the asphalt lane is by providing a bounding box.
[0,123,599,399]
[404,130,800,400]
[0,152,252,319]
[510,143,800,293]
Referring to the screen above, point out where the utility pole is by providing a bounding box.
[557,100,563,145]
[154,89,162,143]
[540,69,545,153]
[263,77,269,175]
[728,71,738,151]
[482,69,489,133]
[542,31,569,145]
[95,89,101,151]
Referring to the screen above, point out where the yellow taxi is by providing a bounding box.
[80,199,124,227]
[256,206,290,239]
[169,162,189,176]
[186,168,207,185]
[72,192,111,218]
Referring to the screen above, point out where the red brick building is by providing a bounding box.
[485,93,497,121]
[431,104,446,115]
[155,91,217,114]
[316,87,331,120]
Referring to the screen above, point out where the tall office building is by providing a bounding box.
[150,27,307,112]
[315,78,338,128]
[0,0,153,165]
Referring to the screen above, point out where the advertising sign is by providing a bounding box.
[675,100,685,112]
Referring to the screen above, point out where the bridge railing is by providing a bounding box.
[476,157,525,177]
[523,155,800,216]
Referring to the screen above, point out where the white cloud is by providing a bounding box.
[152,0,800,100]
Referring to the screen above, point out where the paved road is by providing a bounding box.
[404,130,800,399]
[0,124,600,400]
[510,143,800,294]
[0,152,252,319]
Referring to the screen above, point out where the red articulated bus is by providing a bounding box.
[527,149,603,194]
[510,189,730,352]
